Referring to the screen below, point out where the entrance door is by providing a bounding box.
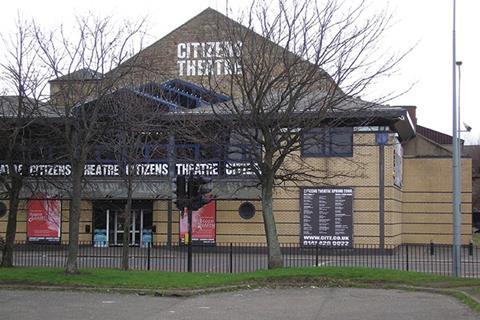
[93,201,153,247]
[107,209,143,246]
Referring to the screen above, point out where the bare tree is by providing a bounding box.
[34,15,147,274]
[99,88,167,270]
[195,0,409,268]
[0,16,49,267]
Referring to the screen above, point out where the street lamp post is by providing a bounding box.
[452,0,461,277]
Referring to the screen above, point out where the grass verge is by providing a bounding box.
[450,292,480,313]
[1,266,480,290]
[2,267,480,312]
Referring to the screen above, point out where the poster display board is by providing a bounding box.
[27,197,61,242]
[179,200,216,245]
[301,187,353,247]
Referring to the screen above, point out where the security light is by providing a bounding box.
[463,122,472,132]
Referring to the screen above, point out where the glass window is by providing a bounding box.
[147,144,168,161]
[176,144,197,161]
[94,145,116,163]
[302,128,328,156]
[330,127,353,156]
[239,202,256,219]
[227,131,261,161]
[200,144,224,160]
[302,127,353,157]
[0,202,6,218]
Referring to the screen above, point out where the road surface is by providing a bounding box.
[0,287,477,320]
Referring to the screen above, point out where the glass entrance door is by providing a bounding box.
[107,209,143,246]
[93,200,153,247]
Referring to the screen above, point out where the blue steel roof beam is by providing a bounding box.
[136,81,173,103]
[163,79,230,104]
[130,88,178,111]
[139,80,198,108]
[159,84,202,108]
[170,79,231,103]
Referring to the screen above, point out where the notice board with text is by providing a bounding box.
[300,187,353,247]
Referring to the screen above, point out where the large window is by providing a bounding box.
[302,127,353,157]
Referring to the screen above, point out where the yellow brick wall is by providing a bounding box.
[153,200,170,243]
[386,186,404,246]
[0,201,29,242]
[0,200,11,239]
[209,132,399,246]
[384,138,403,246]
[0,132,395,246]
[60,201,93,243]
[0,134,474,248]
[402,158,472,244]
[2,201,28,242]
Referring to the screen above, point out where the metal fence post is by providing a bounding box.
[13,241,480,277]
[229,243,233,274]
[147,242,151,271]
[406,244,409,271]
[187,207,193,273]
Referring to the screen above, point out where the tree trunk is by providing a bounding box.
[261,173,283,269]
[1,181,21,267]
[65,163,82,274]
[121,184,133,271]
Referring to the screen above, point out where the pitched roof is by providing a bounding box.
[0,95,37,116]
[416,125,453,145]
[105,7,339,90]
[36,8,414,140]
[0,95,57,118]
[51,68,103,81]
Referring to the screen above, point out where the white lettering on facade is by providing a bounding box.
[177,43,187,59]
[0,162,257,177]
[29,164,71,176]
[177,61,186,76]
[225,162,256,176]
[175,163,219,176]
[176,41,243,76]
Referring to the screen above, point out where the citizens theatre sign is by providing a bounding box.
[177,41,243,76]
[0,162,256,177]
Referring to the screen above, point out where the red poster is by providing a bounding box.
[27,197,61,242]
[180,201,216,244]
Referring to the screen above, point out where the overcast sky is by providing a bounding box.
[0,0,478,144]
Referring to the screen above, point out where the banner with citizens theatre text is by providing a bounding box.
[180,201,216,245]
[27,197,61,242]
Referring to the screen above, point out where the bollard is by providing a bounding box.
[469,241,473,256]
[430,241,435,256]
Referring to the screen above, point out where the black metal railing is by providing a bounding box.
[2,242,480,277]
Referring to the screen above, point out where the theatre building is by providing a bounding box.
[0,8,473,248]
